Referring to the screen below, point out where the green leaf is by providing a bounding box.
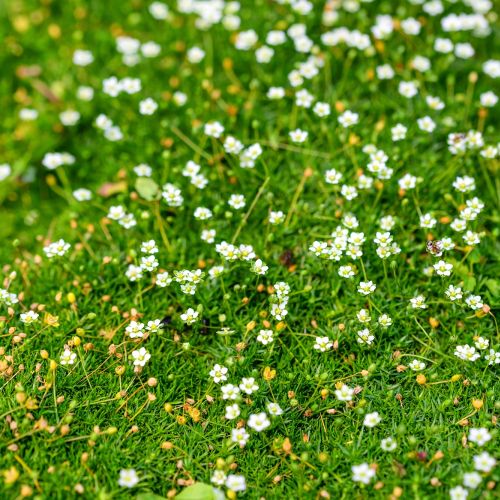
[135,177,160,201]
[485,279,500,296]
[463,275,476,292]
[175,483,216,500]
[136,493,167,500]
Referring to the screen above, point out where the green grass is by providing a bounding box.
[0,0,499,499]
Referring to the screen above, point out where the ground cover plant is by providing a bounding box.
[0,0,499,498]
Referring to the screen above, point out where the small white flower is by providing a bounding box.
[338,110,359,128]
[468,428,492,446]
[231,427,250,447]
[131,347,151,367]
[266,402,283,416]
[381,437,397,451]
[473,452,496,472]
[247,412,271,432]
[433,260,453,276]
[335,384,354,402]
[239,377,259,395]
[60,349,77,365]
[139,98,158,115]
[225,474,246,492]
[20,311,39,324]
[180,307,199,325]
[358,281,376,295]
[409,359,426,371]
[313,336,333,352]
[225,404,240,420]
[363,411,381,427]
[209,364,228,384]
[352,463,376,484]
[289,128,308,143]
[118,469,139,488]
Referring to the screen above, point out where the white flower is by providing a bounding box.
[204,121,224,138]
[474,337,489,350]
[126,265,143,282]
[392,124,407,141]
[60,349,76,365]
[357,329,374,345]
[73,188,92,201]
[454,345,480,362]
[225,474,246,492]
[398,173,416,190]
[378,314,392,328]
[234,29,258,50]
[187,46,205,63]
[363,411,381,427]
[449,486,468,500]
[381,437,397,451]
[44,239,71,258]
[376,64,394,80]
[257,329,274,345]
[485,349,500,365]
[126,321,145,339]
[209,364,228,383]
[146,319,162,333]
[221,384,240,400]
[224,136,244,155]
[409,359,426,371]
[149,2,168,20]
[465,295,483,310]
[268,211,284,225]
[59,110,80,126]
[239,377,259,395]
[338,265,355,278]
[463,472,482,489]
[420,213,437,228]
[19,108,39,120]
[417,116,436,133]
[73,49,94,66]
[20,311,39,324]
[313,102,330,117]
[0,163,11,181]
[266,402,283,416]
[399,81,418,98]
[410,295,427,309]
[211,469,227,486]
[180,308,199,325]
[352,463,375,484]
[267,87,285,99]
[252,259,268,275]
[289,128,308,143]
[118,469,139,488]
[445,285,462,301]
[341,185,358,201]
[131,347,151,367]
[473,452,496,472]
[247,412,270,432]
[231,427,250,447]
[335,385,354,402]
[139,98,158,115]
[228,194,246,210]
[358,281,376,295]
[468,428,492,446]
[156,272,172,287]
[338,110,359,127]
[314,336,333,352]
[357,309,371,323]
[480,91,498,107]
[141,41,161,57]
[434,260,453,276]
[225,403,240,420]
